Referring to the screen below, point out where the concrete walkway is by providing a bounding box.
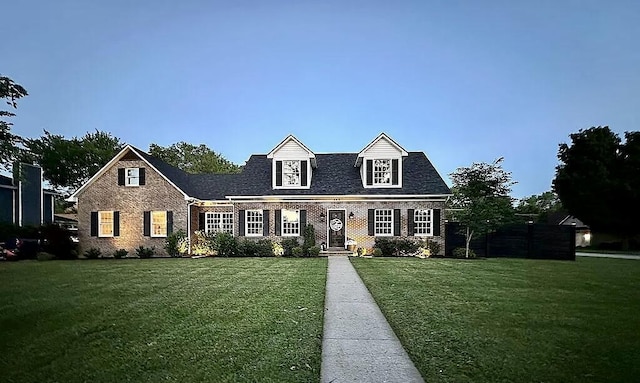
[320,256,424,383]
[576,252,640,260]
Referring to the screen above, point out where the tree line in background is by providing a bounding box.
[0,75,241,199]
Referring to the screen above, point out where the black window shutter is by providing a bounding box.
[393,209,401,236]
[366,160,373,185]
[117,168,125,185]
[263,210,269,236]
[238,210,245,236]
[139,168,146,185]
[407,209,415,236]
[167,211,173,234]
[275,161,283,186]
[275,209,281,236]
[433,209,441,236]
[113,211,120,237]
[392,159,399,185]
[198,212,205,231]
[300,161,308,186]
[300,210,307,230]
[368,209,375,236]
[90,212,98,236]
[143,211,151,236]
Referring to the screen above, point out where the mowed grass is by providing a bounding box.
[351,257,640,383]
[0,258,327,383]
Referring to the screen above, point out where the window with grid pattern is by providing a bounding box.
[373,159,391,185]
[414,209,432,236]
[375,209,393,236]
[246,210,263,236]
[98,211,114,237]
[151,211,167,237]
[206,212,233,234]
[282,209,300,236]
[283,160,301,186]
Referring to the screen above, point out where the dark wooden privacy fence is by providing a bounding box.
[445,222,576,260]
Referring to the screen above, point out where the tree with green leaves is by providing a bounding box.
[149,142,241,174]
[0,75,28,166]
[553,126,640,249]
[449,158,516,258]
[515,191,562,221]
[25,130,123,193]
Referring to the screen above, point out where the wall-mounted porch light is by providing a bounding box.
[349,212,355,220]
[320,212,326,222]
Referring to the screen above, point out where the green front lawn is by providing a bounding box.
[0,258,327,383]
[351,257,640,383]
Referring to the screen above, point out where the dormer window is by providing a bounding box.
[373,159,392,185]
[283,160,301,186]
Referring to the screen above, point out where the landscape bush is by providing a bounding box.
[453,247,476,258]
[84,247,102,259]
[135,246,154,258]
[164,229,187,257]
[292,246,304,257]
[191,230,216,256]
[425,240,442,256]
[372,248,383,257]
[281,238,300,257]
[113,249,128,259]
[373,238,421,256]
[40,224,77,260]
[212,232,238,257]
[302,224,316,255]
[307,245,321,257]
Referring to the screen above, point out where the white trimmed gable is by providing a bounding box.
[356,133,408,188]
[267,135,316,189]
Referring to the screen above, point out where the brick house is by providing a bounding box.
[68,133,451,256]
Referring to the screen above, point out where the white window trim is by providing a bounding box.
[273,159,311,190]
[125,167,140,187]
[414,209,433,237]
[98,211,114,238]
[374,209,394,237]
[151,211,167,238]
[245,209,264,237]
[205,212,234,235]
[281,209,300,237]
[363,158,403,189]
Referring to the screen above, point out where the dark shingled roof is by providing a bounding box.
[131,146,450,200]
[0,174,14,187]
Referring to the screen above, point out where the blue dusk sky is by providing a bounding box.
[3,0,639,198]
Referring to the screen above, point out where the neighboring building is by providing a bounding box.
[0,163,56,227]
[68,133,452,256]
[547,211,591,247]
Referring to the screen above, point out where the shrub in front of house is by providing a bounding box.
[302,224,316,255]
[237,239,274,257]
[256,239,275,257]
[84,247,102,259]
[307,245,321,257]
[272,242,284,257]
[212,232,238,257]
[40,224,77,260]
[292,246,304,257]
[281,238,300,257]
[373,238,421,256]
[164,229,187,257]
[452,247,476,258]
[113,249,128,259]
[191,230,216,256]
[425,240,442,256]
[136,246,154,258]
[372,248,383,257]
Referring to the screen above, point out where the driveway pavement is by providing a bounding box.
[320,256,424,383]
[576,252,640,260]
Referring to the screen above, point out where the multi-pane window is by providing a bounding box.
[98,211,114,237]
[246,210,263,236]
[282,209,300,236]
[125,168,139,186]
[373,159,391,185]
[374,209,393,236]
[414,209,433,236]
[283,160,301,186]
[151,211,167,237]
[206,212,233,234]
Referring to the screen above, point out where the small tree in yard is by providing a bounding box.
[449,158,516,258]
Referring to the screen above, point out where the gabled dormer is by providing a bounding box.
[267,135,317,189]
[355,133,408,188]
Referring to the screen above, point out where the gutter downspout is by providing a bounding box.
[187,199,196,255]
